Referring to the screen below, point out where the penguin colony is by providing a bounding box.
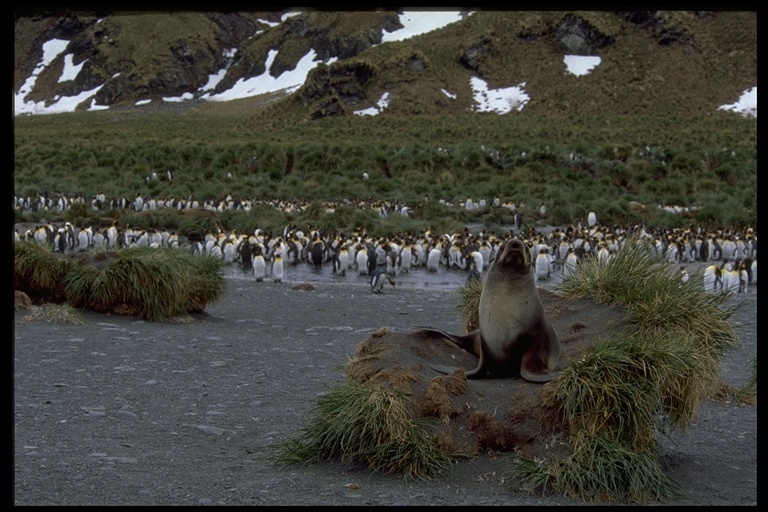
[15,213,757,296]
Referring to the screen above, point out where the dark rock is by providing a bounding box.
[458,36,492,71]
[555,14,615,54]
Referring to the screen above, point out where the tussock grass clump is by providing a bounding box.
[22,303,85,325]
[182,251,226,313]
[711,355,757,405]
[505,233,746,503]
[61,247,224,321]
[14,241,72,301]
[557,236,667,307]
[269,382,456,481]
[506,433,683,504]
[740,356,758,402]
[551,331,691,449]
[457,277,483,333]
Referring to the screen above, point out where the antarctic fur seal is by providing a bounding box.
[417,238,561,382]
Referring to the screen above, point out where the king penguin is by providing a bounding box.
[366,244,378,275]
[238,238,253,270]
[334,245,349,276]
[535,247,552,280]
[427,247,443,273]
[563,247,579,279]
[309,235,325,268]
[356,245,369,275]
[272,254,284,283]
[370,269,395,293]
[466,262,482,285]
[253,245,267,282]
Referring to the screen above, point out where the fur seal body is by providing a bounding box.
[418,238,560,382]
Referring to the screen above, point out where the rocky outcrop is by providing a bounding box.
[555,14,615,54]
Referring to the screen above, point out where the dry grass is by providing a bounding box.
[456,277,483,333]
[22,303,85,325]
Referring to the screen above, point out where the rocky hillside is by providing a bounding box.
[14,10,756,119]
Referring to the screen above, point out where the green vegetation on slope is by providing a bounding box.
[14,109,757,232]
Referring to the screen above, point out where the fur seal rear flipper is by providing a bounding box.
[415,327,487,378]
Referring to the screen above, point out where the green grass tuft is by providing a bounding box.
[14,243,225,321]
[14,241,72,301]
[268,382,457,481]
[506,433,684,504]
[62,247,224,321]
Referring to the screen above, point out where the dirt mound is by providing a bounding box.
[345,289,631,460]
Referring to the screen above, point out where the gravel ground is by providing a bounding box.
[13,275,756,506]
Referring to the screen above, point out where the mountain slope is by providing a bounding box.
[14,10,757,119]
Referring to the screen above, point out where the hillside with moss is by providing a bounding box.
[14,10,756,119]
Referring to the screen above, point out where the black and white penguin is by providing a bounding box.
[33,225,50,246]
[412,241,425,267]
[563,247,579,279]
[466,262,482,285]
[386,246,399,275]
[333,245,349,276]
[209,241,223,260]
[535,247,551,281]
[271,254,284,283]
[467,250,484,274]
[448,240,463,268]
[92,229,106,248]
[309,236,325,268]
[56,227,68,253]
[356,245,369,275]
[370,269,395,294]
[703,264,722,293]
[514,211,523,231]
[221,239,237,264]
[64,222,76,249]
[478,239,492,269]
[238,238,253,270]
[699,235,711,262]
[427,247,443,273]
[76,227,90,251]
[596,242,612,264]
[721,265,740,295]
[253,245,267,282]
[168,231,179,249]
[399,241,413,274]
[366,245,378,275]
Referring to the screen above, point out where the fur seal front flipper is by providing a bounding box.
[415,326,487,378]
